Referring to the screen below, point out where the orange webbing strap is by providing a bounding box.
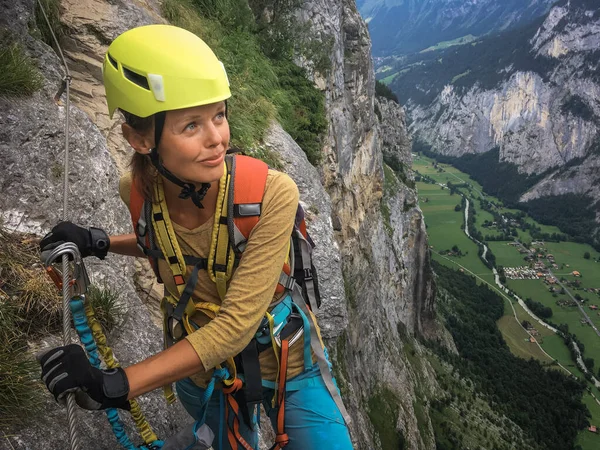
[231,155,269,251]
[223,379,254,450]
[271,340,290,450]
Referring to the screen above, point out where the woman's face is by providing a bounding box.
[158,101,230,185]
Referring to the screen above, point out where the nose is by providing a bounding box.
[204,120,223,148]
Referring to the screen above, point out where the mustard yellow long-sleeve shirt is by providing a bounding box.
[120,168,320,387]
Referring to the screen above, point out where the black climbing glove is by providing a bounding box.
[40,221,110,260]
[39,344,130,411]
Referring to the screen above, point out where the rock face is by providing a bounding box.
[408,0,600,238]
[297,1,440,448]
[376,96,411,169]
[0,0,439,449]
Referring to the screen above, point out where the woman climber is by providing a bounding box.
[38,24,353,450]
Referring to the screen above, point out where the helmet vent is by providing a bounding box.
[107,53,118,70]
[123,67,150,91]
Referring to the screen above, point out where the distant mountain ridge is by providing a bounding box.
[358,0,556,56]
[384,0,600,248]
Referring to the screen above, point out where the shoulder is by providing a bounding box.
[119,172,133,208]
[264,169,299,204]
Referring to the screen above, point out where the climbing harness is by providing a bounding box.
[129,153,352,448]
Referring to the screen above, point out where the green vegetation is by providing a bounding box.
[415,153,600,447]
[507,278,600,375]
[417,146,541,206]
[0,300,41,427]
[0,42,43,97]
[523,194,598,249]
[487,242,527,267]
[271,60,327,164]
[375,79,398,103]
[433,262,590,449]
[420,34,477,53]
[525,298,553,319]
[450,70,470,84]
[162,0,327,164]
[0,227,125,429]
[496,314,552,363]
[86,285,122,332]
[367,386,405,450]
[34,0,64,49]
[380,71,398,85]
[417,147,599,249]
[427,350,535,450]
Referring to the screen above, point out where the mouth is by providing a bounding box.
[199,151,225,166]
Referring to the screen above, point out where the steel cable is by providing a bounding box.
[36,1,81,449]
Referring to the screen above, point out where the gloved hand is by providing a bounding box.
[40,221,110,260]
[39,344,130,411]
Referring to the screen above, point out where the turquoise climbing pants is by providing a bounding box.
[176,363,353,450]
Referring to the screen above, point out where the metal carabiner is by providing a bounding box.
[43,242,90,296]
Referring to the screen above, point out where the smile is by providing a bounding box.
[199,152,225,167]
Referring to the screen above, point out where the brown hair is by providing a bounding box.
[122,110,156,201]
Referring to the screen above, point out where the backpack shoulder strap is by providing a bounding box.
[229,154,269,253]
[129,178,162,279]
[129,178,145,235]
[209,154,269,300]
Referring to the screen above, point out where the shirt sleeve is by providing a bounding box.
[119,173,133,208]
[185,170,299,370]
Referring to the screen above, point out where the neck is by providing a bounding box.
[161,176,220,224]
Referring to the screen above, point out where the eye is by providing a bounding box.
[215,111,226,120]
[184,122,196,131]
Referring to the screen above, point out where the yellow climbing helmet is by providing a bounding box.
[102,24,231,119]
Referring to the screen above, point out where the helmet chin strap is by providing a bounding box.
[149,111,211,209]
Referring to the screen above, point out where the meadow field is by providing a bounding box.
[413,154,600,445]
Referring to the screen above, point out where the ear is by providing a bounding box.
[122,123,154,155]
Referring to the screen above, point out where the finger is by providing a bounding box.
[38,347,64,368]
[73,390,102,410]
[36,347,54,363]
[58,387,84,406]
[40,232,60,249]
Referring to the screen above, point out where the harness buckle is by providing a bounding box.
[167,315,186,341]
[303,268,313,281]
[275,314,304,348]
[137,242,148,256]
[137,217,148,237]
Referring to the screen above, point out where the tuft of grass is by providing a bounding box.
[0,297,43,428]
[0,226,63,427]
[0,304,42,427]
[34,0,64,50]
[0,43,43,97]
[85,285,122,332]
[0,228,62,334]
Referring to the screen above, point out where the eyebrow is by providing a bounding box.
[174,103,227,125]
